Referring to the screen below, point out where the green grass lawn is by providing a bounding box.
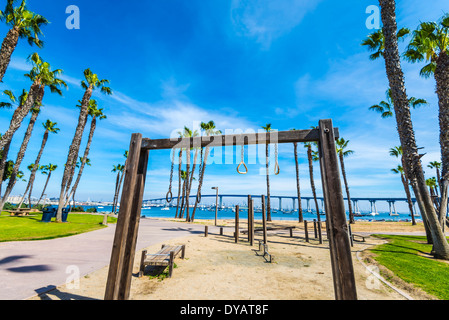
[370,235,449,300]
[0,211,117,242]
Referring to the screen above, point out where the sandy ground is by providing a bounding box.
[29,219,436,301]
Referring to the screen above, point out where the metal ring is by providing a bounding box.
[237,161,248,175]
[166,190,173,203]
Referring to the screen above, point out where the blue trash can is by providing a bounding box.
[41,207,56,223]
[62,208,69,223]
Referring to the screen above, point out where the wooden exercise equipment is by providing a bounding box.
[104,119,357,301]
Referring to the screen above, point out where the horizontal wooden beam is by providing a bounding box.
[141,128,339,150]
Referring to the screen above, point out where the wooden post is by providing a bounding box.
[247,195,252,243]
[261,195,267,245]
[250,199,255,246]
[104,133,145,301]
[139,250,147,278]
[235,205,239,243]
[205,226,208,237]
[304,220,309,242]
[318,119,357,300]
[313,219,318,239]
[220,227,224,236]
[118,147,149,300]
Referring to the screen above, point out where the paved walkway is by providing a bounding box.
[0,218,208,300]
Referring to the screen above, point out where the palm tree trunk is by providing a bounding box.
[179,179,186,219]
[0,82,40,152]
[112,172,120,214]
[0,139,12,196]
[25,129,49,209]
[184,148,191,222]
[401,174,416,225]
[57,86,93,221]
[192,147,210,222]
[293,143,303,222]
[34,171,52,208]
[175,149,183,218]
[0,26,20,83]
[307,146,321,223]
[379,0,449,259]
[265,143,272,221]
[0,102,41,212]
[339,152,354,224]
[435,52,449,231]
[65,116,97,207]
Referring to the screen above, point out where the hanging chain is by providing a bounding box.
[166,149,175,203]
[274,143,280,175]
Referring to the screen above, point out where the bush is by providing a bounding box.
[86,208,97,213]
[71,206,85,213]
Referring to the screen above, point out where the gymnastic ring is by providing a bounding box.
[166,190,173,203]
[237,161,248,175]
[274,163,280,176]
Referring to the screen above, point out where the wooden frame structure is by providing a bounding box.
[104,119,357,300]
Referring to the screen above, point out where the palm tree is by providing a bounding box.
[369,89,428,118]
[0,89,28,191]
[178,170,188,219]
[404,14,449,229]
[65,100,106,207]
[111,151,128,214]
[56,69,111,222]
[17,119,59,209]
[291,129,303,222]
[428,161,442,190]
[34,163,57,207]
[111,164,125,214]
[426,177,439,197]
[0,52,62,152]
[191,121,221,222]
[262,123,273,221]
[361,27,410,61]
[15,163,38,208]
[304,141,321,223]
[0,0,49,82]
[336,138,355,224]
[376,0,449,259]
[175,135,183,218]
[68,157,91,209]
[391,163,417,226]
[180,126,198,222]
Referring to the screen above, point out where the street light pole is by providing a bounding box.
[212,187,218,226]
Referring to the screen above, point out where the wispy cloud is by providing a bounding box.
[231,0,322,48]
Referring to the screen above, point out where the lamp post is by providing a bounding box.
[212,187,218,226]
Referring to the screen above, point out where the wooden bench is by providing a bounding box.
[139,244,186,278]
[352,233,369,243]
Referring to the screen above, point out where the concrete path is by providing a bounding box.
[0,218,208,300]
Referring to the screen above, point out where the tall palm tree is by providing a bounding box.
[377,0,449,259]
[68,157,91,209]
[0,89,27,191]
[0,55,66,212]
[404,14,449,229]
[15,163,38,208]
[262,123,273,221]
[336,138,355,224]
[112,151,128,214]
[291,129,303,222]
[57,69,111,222]
[33,163,57,208]
[0,52,61,152]
[17,119,59,209]
[304,141,321,222]
[369,88,428,118]
[428,161,442,190]
[191,121,221,222]
[111,163,125,214]
[178,170,188,219]
[65,100,106,207]
[180,126,198,222]
[0,0,49,82]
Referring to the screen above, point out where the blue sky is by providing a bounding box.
[0,0,447,208]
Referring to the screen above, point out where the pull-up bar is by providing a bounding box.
[104,119,357,301]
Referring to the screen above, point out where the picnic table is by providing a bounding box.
[7,208,41,216]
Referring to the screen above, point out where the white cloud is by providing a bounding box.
[231,0,322,48]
